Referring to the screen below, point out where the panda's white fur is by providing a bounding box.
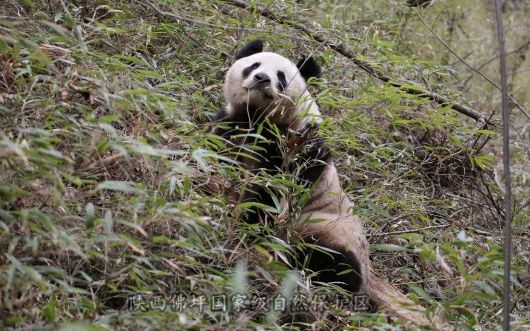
[212,39,369,296]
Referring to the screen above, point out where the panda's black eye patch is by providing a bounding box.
[242,62,261,78]
[277,71,287,92]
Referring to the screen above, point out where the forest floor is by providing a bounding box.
[1,0,529,330]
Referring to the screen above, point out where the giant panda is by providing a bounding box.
[210,39,370,297]
[209,40,450,329]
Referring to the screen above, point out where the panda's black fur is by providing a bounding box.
[211,39,369,297]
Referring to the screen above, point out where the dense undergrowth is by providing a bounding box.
[0,0,529,330]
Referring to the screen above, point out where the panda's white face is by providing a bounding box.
[224,52,320,126]
[224,52,306,108]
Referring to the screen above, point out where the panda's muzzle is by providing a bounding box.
[252,73,271,88]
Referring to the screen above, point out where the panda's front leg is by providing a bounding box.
[238,136,285,226]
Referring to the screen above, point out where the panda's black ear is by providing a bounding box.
[297,57,322,81]
[235,39,264,60]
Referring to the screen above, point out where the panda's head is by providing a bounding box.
[223,39,322,127]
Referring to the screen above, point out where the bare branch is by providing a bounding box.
[134,0,312,42]
[493,1,513,330]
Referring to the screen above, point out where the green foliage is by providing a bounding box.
[1,0,529,330]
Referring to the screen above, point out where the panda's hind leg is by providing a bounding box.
[301,237,365,294]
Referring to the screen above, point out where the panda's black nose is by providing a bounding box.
[254,73,271,83]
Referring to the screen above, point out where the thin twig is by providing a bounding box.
[223,0,490,124]
[414,9,530,121]
[368,224,449,237]
[475,39,530,72]
[461,40,530,87]
[493,1,513,330]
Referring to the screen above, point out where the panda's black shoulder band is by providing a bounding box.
[209,107,238,137]
[235,39,264,60]
[210,107,228,122]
